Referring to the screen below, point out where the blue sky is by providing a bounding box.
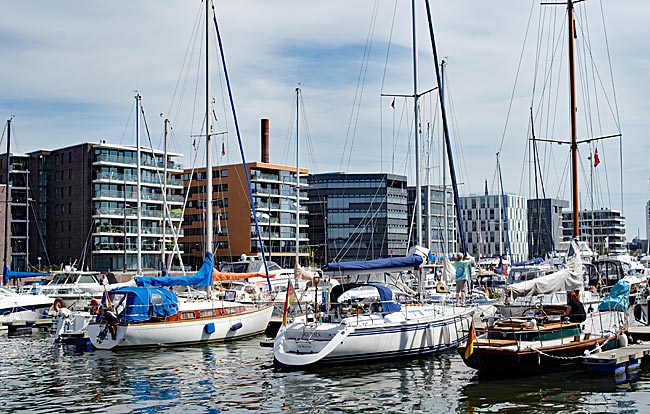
[1,1,649,241]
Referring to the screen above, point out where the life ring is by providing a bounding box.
[53,298,65,312]
[90,298,101,315]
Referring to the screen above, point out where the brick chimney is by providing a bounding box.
[261,118,269,163]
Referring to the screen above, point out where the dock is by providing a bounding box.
[1,319,52,334]
[582,342,650,375]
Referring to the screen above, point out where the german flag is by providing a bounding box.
[464,320,476,359]
[282,281,298,326]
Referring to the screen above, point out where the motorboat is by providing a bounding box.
[0,285,54,324]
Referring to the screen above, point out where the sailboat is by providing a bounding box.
[87,1,273,349]
[457,0,628,376]
[273,0,476,368]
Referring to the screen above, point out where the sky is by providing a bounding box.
[1,1,649,242]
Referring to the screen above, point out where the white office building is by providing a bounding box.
[459,193,529,262]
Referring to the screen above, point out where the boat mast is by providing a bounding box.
[3,119,10,278]
[135,94,142,274]
[568,0,579,239]
[412,0,422,247]
[295,87,300,268]
[162,118,169,273]
[441,60,448,262]
[205,0,214,259]
[423,0,468,255]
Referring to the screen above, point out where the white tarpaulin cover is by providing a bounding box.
[509,240,583,298]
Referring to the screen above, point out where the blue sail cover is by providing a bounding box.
[598,279,630,312]
[135,253,214,287]
[108,286,179,323]
[374,284,401,313]
[3,264,49,285]
[326,256,423,272]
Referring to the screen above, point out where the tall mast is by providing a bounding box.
[568,0,579,238]
[295,87,300,267]
[162,118,169,272]
[441,60,448,261]
[3,119,11,277]
[424,0,467,255]
[412,0,422,247]
[205,0,214,258]
[135,94,142,274]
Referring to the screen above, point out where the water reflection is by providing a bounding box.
[1,331,649,413]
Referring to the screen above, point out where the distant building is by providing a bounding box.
[561,209,626,254]
[306,172,408,264]
[527,198,569,258]
[0,184,12,271]
[179,162,309,269]
[459,193,529,262]
[0,143,185,272]
[407,185,457,257]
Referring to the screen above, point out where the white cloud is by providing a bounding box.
[1,0,649,240]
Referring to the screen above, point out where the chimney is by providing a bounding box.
[261,118,269,163]
[484,179,488,196]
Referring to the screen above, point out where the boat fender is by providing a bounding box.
[230,322,243,331]
[53,298,65,312]
[529,319,537,329]
[204,322,216,334]
[618,334,629,348]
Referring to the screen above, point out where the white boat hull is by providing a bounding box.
[88,305,273,350]
[274,305,476,367]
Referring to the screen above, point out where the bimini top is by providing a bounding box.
[107,286,179,323]
[329,283,401,314]
[325,256,423,275]
[135,253,214,288]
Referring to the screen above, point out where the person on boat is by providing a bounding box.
[454,253,472,306]
[565,290,586,323]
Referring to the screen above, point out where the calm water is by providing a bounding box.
[1,329,649,413]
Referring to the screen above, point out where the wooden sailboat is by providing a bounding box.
[87,1,273,349]
[457,0,628,376]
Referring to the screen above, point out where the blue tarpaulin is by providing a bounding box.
[136,253,213,287]
[326,256,423,272]
[107,286,179,323]
[598,279,630,312]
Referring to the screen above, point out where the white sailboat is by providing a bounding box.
[274,0,476,368]
[87,0,273,349]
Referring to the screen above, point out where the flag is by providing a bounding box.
[464,320,476,359]
[192,139,196,150]
[282,281,298,326]
[594,148,600,167]
[390,98,395,109]
[222,141,226,156]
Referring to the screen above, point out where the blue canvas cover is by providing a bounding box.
[107,286,179,323]
[374,284,401,313]
[3,264,49,285]
[136,252,214,287]
[598,279,630,312]
[326,256,423,272]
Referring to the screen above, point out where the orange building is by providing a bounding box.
[179,161,309,269]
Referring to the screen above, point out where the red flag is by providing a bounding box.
[390,98,395,109]
[594,148,600,167]
[222,141,226,156]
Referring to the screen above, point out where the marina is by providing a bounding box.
[1,0,650,412]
